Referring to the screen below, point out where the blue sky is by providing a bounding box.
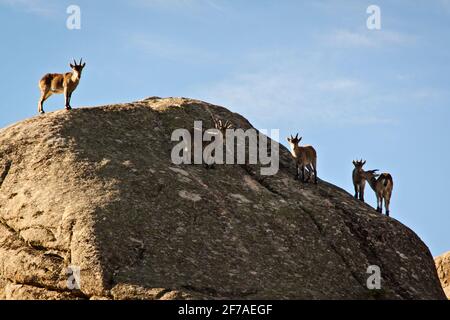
[0,0,449,256]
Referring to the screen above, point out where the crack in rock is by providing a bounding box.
[0,160,12,189]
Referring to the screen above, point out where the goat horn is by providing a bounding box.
[73,59,77,66]
[295,133,299,139]
[79,58,83,65]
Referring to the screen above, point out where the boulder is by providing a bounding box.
[435,251,450,299]
[0,97,445,299]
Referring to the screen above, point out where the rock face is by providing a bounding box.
[0,97,445,300]
[435,251,450,299]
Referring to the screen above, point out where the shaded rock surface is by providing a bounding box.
[435,251,450,299]
[0,97,445,300]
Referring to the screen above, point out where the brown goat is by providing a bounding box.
[362,170,394,216]
[352,159,367,201]
[212,118,234,135]
[206,117,234,168]
[38,59,86,114]
[190,117,234,168]
[286,133,317,184]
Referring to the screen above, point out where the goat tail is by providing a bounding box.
[380,173,393,187]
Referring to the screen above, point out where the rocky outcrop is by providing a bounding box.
[435,251,450,299]
[0,97,445,299]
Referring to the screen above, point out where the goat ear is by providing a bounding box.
[81,63,86,68]
[362,160,366,165]
[352,160,356,166]
[299,137,303,142]
[286,137,291,142]
[69,64,74,68]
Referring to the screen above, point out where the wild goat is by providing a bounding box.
[212,118,234,134]
[286,133,317,184]
[362,170,394,216]
[208,117,234,167]
[352,159,367,201]
[38,59,86,114]
[190,117,234,169]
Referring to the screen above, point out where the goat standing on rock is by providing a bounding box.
[352,159,367,201]
[38,59,86,114]
[362,170,394,216]
[287,133,318,184]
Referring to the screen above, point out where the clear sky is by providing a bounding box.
[0,0,449,256]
